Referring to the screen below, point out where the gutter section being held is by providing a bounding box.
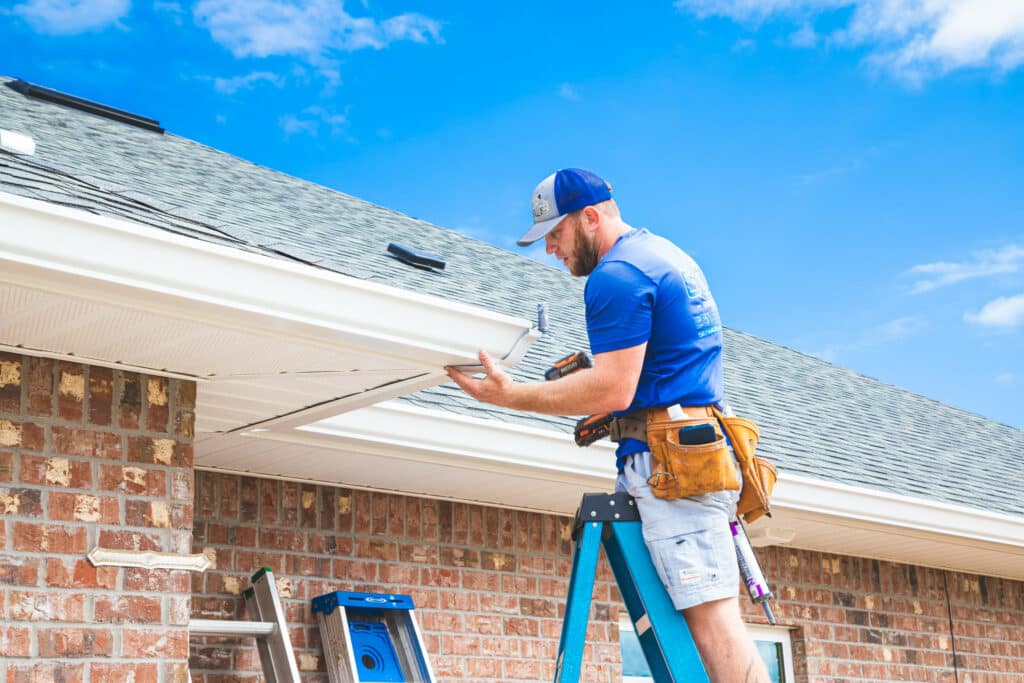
[0,191,540,375]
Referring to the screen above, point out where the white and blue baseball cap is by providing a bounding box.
[517,168,613,246]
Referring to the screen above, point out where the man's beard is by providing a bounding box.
[571,226,600,276]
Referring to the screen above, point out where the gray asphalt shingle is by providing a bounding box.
[2,77,1022,518]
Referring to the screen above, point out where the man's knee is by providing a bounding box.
[682,597,746,648]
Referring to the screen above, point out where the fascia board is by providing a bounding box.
[0,191,536,371]
[271,400,616,483]
[773,473,1024,549]
[267,401,1024,549]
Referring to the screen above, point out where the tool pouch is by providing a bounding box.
[712,409,777,523]
[645,415,740,500]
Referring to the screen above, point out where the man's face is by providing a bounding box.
[545,213,600,277]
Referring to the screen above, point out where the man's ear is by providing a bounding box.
[580,205,601,233]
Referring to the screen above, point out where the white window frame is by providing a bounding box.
[618,616,796,683]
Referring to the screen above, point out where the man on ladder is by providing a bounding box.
[447,168,770,682]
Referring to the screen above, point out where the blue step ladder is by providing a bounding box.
[312,590,436,683]
[555,492,709,682]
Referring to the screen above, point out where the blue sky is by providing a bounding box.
[2,0,1022,428]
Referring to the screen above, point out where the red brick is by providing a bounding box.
[26,356,53,416]
[19,454,92,488]
[88,366,113,425]
[0,624,31,657]
[122,627,189,658]
[51,426,121,459]
[0,555,39,585]
[124,568,191,593]
[98,528,162,552]
[0,487,42,516]
[0,451,12,482]
[118,372,142,429]
[7,662,86,683]
[0,420,44,451]
[45,558,118,589]
[127,436,191,467]
[8,590,87,621]
[37,626,113,657]
[95,595,162,624]
[146,377,170,431]
[57,363,85,422]
[174,379,196,409]
[90,662,159,683]
[98,463,166,495]
[49,491,119,523]
[0,353,21,413]
[13,522,88,554]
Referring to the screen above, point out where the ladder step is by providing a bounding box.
[188,619,276,637]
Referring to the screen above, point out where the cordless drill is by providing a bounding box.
[545,352,613,446]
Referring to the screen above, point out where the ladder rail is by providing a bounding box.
[555,492,710,683]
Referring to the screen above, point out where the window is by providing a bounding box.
[618,616,795,682]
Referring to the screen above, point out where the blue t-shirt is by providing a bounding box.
[584,229,723,470]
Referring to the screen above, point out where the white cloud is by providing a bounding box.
[193,0,442,60]
[10,0,130,34]
[788,22,819,47]
[213,70,284,94]
[996,371,1016,384]
[812,315,927,361]
[674,0,1024,82]
[279,105,348,137]
[964,293,1024,327]
[559,83,580,101]
[906,244,1024,294]
[732,37,757,53]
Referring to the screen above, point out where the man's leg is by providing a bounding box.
[683,596,771,683]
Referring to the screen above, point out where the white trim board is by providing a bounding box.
[194,400,1024,580]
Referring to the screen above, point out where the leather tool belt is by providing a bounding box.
[612,404,777,523]
[609,405,717,443]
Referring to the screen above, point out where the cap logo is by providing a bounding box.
[532,194,550,220]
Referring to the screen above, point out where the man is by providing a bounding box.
[445,168,769,683]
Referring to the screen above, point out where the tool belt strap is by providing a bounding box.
[609,405,717,443]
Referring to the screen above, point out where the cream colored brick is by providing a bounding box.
[46,458,71,487]
[153,439,175,465]
[58,370,85,399]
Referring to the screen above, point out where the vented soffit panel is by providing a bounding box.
[0,191,539,432]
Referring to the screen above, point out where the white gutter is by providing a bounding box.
[0,191,538,373]
[250,401,1024,549]
[772,473,1024,549]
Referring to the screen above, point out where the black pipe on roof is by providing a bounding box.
[5,78,164,134]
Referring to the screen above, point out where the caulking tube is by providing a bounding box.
[730,519,776,625]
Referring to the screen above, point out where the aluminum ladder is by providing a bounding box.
[555,492,709,682]
[189,567,301,683]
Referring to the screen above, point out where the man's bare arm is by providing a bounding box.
[444,343,646,416]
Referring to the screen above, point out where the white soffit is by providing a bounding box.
[0,192,539,431]
[195,401,1024,580]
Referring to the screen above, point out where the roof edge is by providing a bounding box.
[0,190,538,374]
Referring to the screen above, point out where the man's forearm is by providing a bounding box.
[499,369,627,416]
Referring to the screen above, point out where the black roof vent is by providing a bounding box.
[5,79,164,134]
[387,242,446,271]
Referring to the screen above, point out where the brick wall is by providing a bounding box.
[190,472,622,682]
[191,470,1024,683]
[741,547,1024,682]
[0,354,196,683]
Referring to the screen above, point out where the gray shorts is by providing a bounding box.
[616,450,740,610]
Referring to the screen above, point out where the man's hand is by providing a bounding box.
[445,350,514,407]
